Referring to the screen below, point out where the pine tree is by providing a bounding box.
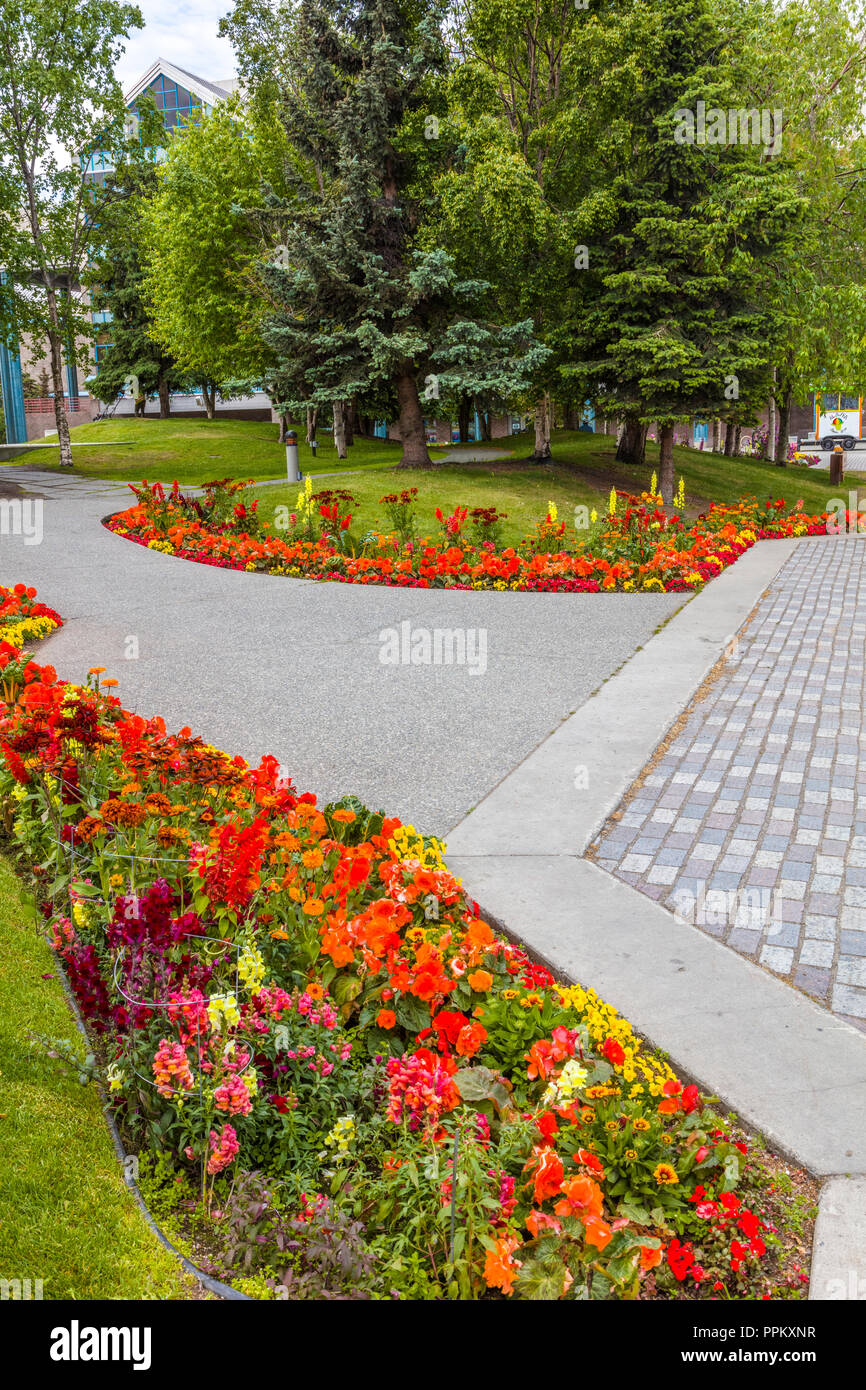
[245,0,546,466]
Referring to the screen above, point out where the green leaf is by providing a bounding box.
[395,994,431,1033]
[515,1257,569,1301]
[453,1066,510,1109]
[332,974,362,1006]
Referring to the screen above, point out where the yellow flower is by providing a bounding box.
[608,487,617,516]
[547,500,558,522]
[653,1163,679,1186]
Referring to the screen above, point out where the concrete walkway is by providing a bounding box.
[0,465,681,833]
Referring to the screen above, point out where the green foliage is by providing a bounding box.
[141,97,292,390]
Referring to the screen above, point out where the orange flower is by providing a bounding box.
[306,983,324,1000]
[553,1175,604,1221]
[467,969,493,993]
[525,1209,562,1239]
[483,1234,521,1295]
[531,1148,564,1203]
[464,918,494,949]
[377,1009,396,1030]
[583,1215,613,1252]
[455,1021,486,1058]
[640,1245,663,1271]
[302,896,325,916]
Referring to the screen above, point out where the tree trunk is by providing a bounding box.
[344,399,354,447]
[306,406,318,445]
[457,394,472,444]
[616,414,641,464]
[775,386,792,466]
[278,411,289,443]
[659,424,675,507]
[563,404,580,430]
[733,424,742,456]
[765,375,776,461]
[529,392,552,462]
[477,400,492,441]
[45,294,73,467]
[333,400,347,459]
[158,377,171,419]
[723,421,735,456]
[711,418,721,452]
[616,415,648,466]
[395,372,432,467]
[201,382,216,419]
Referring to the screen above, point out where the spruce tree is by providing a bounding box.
[244,0,546,466]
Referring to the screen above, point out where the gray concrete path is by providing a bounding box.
[0,465,681,834]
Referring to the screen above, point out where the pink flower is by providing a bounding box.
[207,1124,239,1174]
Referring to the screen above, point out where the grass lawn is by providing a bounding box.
[250,428,863,548]
[14,416,864,533]
[9,416,406,486]
[0,852,197,1299]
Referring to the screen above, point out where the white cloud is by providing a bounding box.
[116,0,238,93]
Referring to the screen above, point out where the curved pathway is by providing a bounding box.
[0,465,682,833]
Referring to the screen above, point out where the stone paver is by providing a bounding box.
[591,538,866,1030]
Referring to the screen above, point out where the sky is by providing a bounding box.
[115,0,239,93]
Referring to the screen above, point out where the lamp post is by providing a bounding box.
[286,429,300,484]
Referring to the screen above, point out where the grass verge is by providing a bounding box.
[0,851,197,1300]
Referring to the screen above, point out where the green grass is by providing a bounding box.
[0,851,197,1300]
[15,415,865,528]
[250,428,864,548]
[10,415,406,485]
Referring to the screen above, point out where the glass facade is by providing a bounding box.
[90,69,213,381]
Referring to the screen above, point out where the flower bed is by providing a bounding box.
[0,582,62,653]
[0,589,815,1300]
[105,480,829,594]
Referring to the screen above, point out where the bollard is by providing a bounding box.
[830,443,844,487]
[286,429,300,484]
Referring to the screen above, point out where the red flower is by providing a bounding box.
[681,1083,700,1114]
[667,1237,695,1282]
[602,1037,625,1067]
[535,1111,559,1144]
[531,1148,564,1203]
